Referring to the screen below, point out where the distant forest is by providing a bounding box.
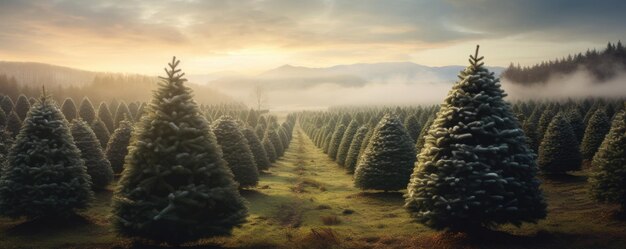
[0,63,233,105]
[502,41,626,84]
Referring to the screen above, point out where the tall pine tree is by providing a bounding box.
[71,119,114,191]
[212,116,259,188]
[537,113,582,174]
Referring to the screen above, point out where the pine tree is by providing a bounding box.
[128,102,139,120]
[246,109,259,128]
[538,113,582,174]
[212,115,259,188]
[263,135,277,163]
[404,114,421,143]
[14,94,31,121]
[580,109,611,160]
[71,119,113,191]
[91,119,110,148]
[78,97,96,124]
[344,125,368,174]
[414,117,433,155]
[0,108,6,128]
[589,110,626,211]
[242,126,271,171]
[61,97,78,121]
[537,107,557,141]
[354,114,415,191]
[98,102,115,132]
[114,101,132,129]
[0,90,93,218]
[405,47,546,231]
[337,120,359,166]
[0,96,14,115]
[5,111,21,138]
[564,108,585,142]
[327,124,346,160]
[136,102,147,121]
[112,57,247,244]
[105,119,133,174]
[267,128,284,157]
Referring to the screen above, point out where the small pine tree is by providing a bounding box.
[91,119,110,148]
[0,91,93,218]
[564,108,585,142]
[97,102,115,132]
[242,126,271,171]
[337,120,359,166]
[267,128,284,157]
[354,114,415,191]
[403,114,421,143]
[78,97,97,124]
[0,96,14,115]
[114,102,132,129]
[414,117,433,154]
[14,95,31,121]
[263,135,277,163]
[344,125,368,173]
[105,119,133,174]
[589,110,626,211]
[61,98,78,121]
[580,109,611,160]
[538,113,582,174]
[71,119,113,191]
[0,108,6,128]
[127,102,139,120]
[405,46,546,231]
[113,57,247,244]
[246,109,259,128]
[212,115,259,188]
[5,111,22,138]
[327,124,346,160]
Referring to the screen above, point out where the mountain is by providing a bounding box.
[0,61,97,86]
[206,62,504,91]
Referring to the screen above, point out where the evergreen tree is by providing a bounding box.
[414,117,433,155]
[327,124,346,160]
[263,135,277,163]
[246,109,259,128]
[105,119,133,174]
[0,96,13,115]
[580,109,611,160]
[91,118,110,148]
[5,111,21,138]
[242,126,271,171]
[136,102,147,121]
[0,108,6,128]
[589,110,626,211]
[337,120,359,166]
[127,102,139,120]
[14,94,30,121]
[79,97,96,124]
[537,107,557,141]
[267,128,284,157]
[538,113,582,174]
[112,57,247,244]
[61,98,78,121]
[565,108,585,142]
[71,119,113,191]
[403,114,421,143]
[255,124,265,140]
[355,114,415,191]
[344,125,368,174]
[114,101,132,129]
[0,91,93,218]
[405,47,546,231]
[212,115,259,188]
[98,102,115,132]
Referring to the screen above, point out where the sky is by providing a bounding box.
[0,0,624,75]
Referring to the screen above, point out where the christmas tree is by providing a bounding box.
[538,113,582,174]
[344,125,369,174]
[78,97,96,124]
[61,97,78,121]
[242,126,271,171]
[405,46,546,231]
[337,119,360,166]
[0,90,93,218]
[71,119,113,190]
[212,115,259,188]
[105,118,133,174]
[112,57,247,244]
[580,109,611,160]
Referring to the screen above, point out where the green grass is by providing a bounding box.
[1,126,626,248]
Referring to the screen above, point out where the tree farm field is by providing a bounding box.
[1,127,624,249]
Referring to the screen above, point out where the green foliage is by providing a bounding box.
[564,108,585,142]
[263,135,277,163]
[538,113,582,174]
[78,97,96,124]
[97,102,115,132]
[61,98,78,121]
[0,96,13,115]
[354,114,415,191]
[267,128,284,157]
[414,117,433,155]
[344,125,368,173]
[327,124,346,160]
[336,120,359,166]
[0,108,6,128]
[14,94,30,121]
[91,119,110,148]
[0,92,93,218]
[589,110,626,210]
[114,102,132,129]
[405,47,546,231]
[212,115,259,188]
[580,109,611,160]
[71,119,113,191]
[112,58,247,244]
[105,119,133,174]
[5,111,21,138]
[242,126,271,171]
[403,114,421,143]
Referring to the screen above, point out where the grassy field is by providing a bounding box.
[1,126,626,249]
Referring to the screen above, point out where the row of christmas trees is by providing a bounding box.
[299,46,626,231]
[0,57,295,244]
